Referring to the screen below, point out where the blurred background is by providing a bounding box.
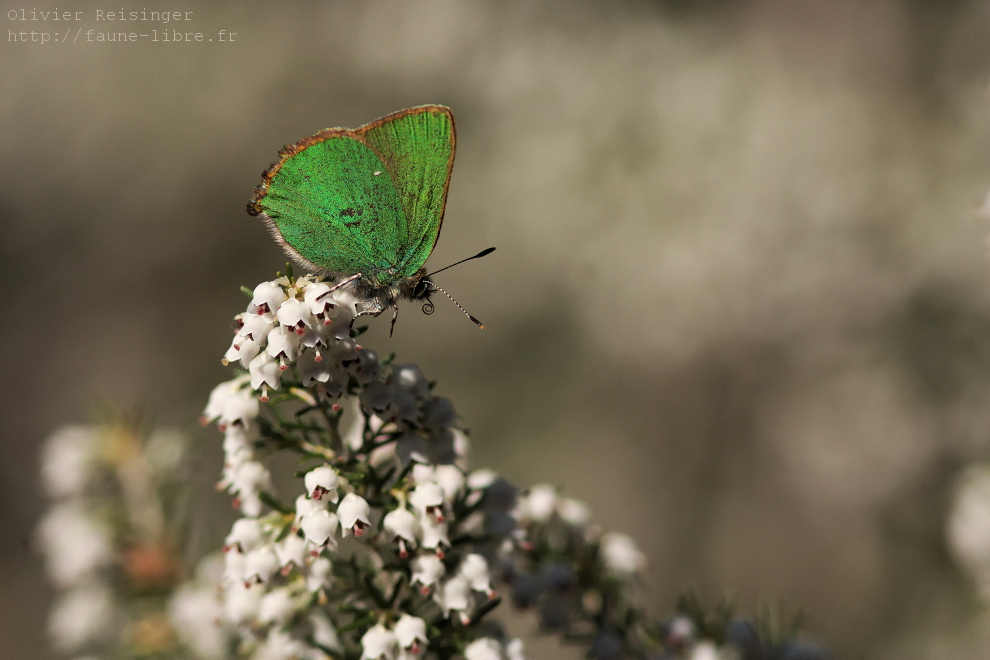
[4,0,990,657]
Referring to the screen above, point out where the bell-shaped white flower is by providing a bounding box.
[459,553,495,598]
[258,586,299,627]
[275,533,307,573]
[394,614,428,658]
[266,324,300,363]
[383,506,420,558]
[224,518,265,553]
[304,282,340,319]
[409,482,445,523]
[361,623,397,660]
[410,554,446,594]
[338,492,372,538]
[249,352,281,394]
[304,465,339,502]
[419,516,449,557]
[225,334,261,369]
[244,544,279,584]
[300,508,339,551]
[223,581,263,626]
[464,638,503,660]
[237,310,274,342]
[294,493,328,524]
[305,556,333,592]
[252,281,287,315]
[276,297,314,335]
[305,555,333,592]
[435,575,472,624]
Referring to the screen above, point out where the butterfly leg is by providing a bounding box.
[348,306,385,333]
[316,273,362,302]
[389,306,399,338]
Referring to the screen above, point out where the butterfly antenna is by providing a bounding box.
[425,281,485,329]
[426,247,496,278]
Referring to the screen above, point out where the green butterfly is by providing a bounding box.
[247,104,493,332]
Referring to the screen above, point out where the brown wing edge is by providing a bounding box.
[353,105,456,260]
[246,126,357,217]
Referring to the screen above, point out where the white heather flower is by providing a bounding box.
[520,484,557,523]
[558,498,591,528]
[267,324,301,363]
[459,554,495,598]
[222,547,247,585]
[258,586,299,626]
[224,518,265,553]
[170,582,226,659]
[40,425,98,498]
[949,466,990,597]
[394,614,428,658]
[252,281,287,315]
[244,545,280,584]
[411,464,465,502]
[231,460,272,517]
[203,376,258,428]
[436,575,472,623]
[383,506,420,558]
[304,465,339,502]
[411,554,446,594]
[409,482,445,522]
[689,641,720,660]
[600,532,647,576]
[37,505,113,589]
[225,333,261,368]
[257,628,311,660]
[295,493,329,524]
[300,508,339,551]
[275,533,308,572]
[464,637,503,660]
[202,376,246,424]
[223,581,263,626]
[48,584,114,651]
[419,516,450,555]
[305,556,333,592]
[304,282,339,319]
[506,638,527,660]
[331,287,360,317]
[238,311,274,342]
[338,492,372,537]
[298,351,332,385]
[361,623,397,660]
[249,352,281,393]
[311,611,343,653]
[276,297,314,334]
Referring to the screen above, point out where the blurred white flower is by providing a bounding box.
[600,532,647,576]
[464,637,503,660]
[949,465,990,598]
[338,492,372,537]
[48,584,114,651]
[361,623,397,660]
[40,425,98,499]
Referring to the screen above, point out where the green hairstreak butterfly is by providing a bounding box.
[247,104,493,333]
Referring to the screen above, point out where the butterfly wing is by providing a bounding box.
[358,105,455,278]
[249,130,409,279]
